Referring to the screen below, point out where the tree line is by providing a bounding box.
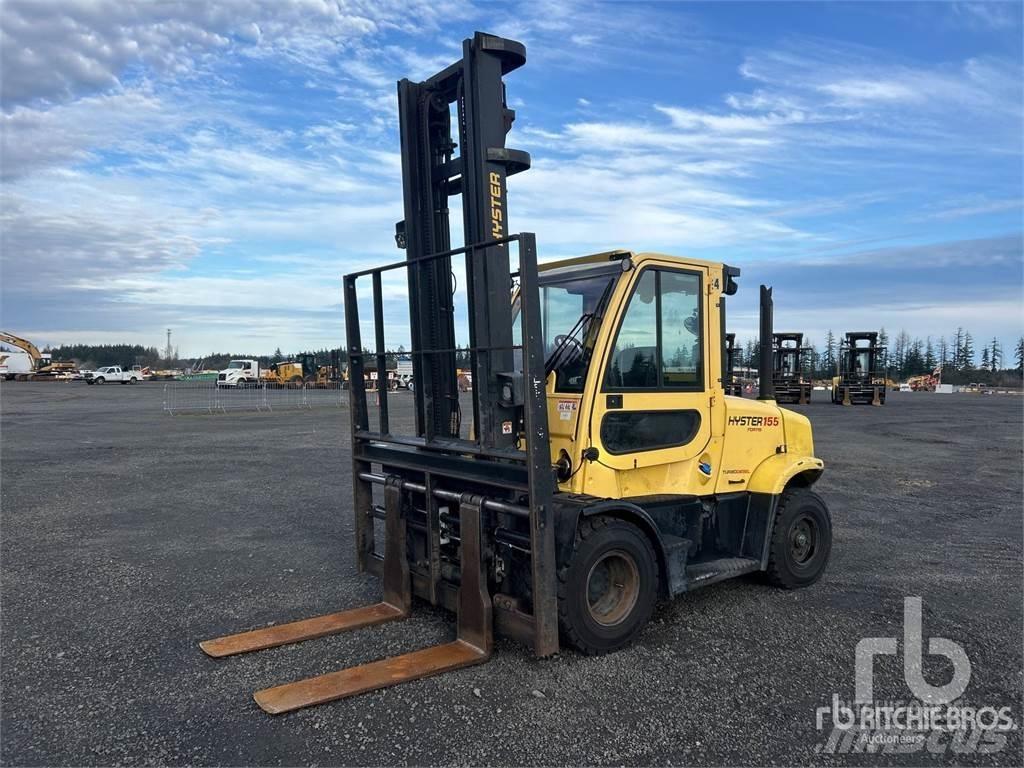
[731,329,1024,386]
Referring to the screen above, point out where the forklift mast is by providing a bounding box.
[396,32,531,448]
[340,31,558,658]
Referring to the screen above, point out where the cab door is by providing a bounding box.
[583,265,714,498]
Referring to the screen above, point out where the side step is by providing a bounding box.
[685,557,760,591]
[198,483,493,715]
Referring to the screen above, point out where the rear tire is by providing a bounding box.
[557,516,659,655]
[765,488,832,589]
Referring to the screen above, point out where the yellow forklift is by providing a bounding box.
[200,32,831,715]
[772,332,813,405]
[832,332,887,405]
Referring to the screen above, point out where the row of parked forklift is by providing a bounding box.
[725,331,887,406]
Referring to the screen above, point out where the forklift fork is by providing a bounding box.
[199,482,493,715]
[200,480,411,660]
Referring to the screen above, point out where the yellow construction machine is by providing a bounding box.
[260,361,305,388]
[200,32,831,715]
[0,331,76,380]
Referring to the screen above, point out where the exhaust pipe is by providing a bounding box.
[758,285,774,400]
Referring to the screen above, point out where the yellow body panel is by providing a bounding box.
[533,251,823,501]
[262,362,304,383]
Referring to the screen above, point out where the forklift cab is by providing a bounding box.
[296,353,317,380]
[773,334,803,381]
[840,332,885,383]
[511,251,769,500]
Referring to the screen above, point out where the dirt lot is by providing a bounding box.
[1,383,1021,766]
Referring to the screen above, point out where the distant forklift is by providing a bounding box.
[832,332,887,406]
[772,333,812,405]
[724,333,743,396]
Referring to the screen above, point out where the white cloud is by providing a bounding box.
[0,3,1020,356]
[654,105,816,133]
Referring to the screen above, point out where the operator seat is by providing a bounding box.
[610,346,657,387]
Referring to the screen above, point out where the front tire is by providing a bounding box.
[765,487,832,589]
[557,516,659,655]
[94,377,105,385]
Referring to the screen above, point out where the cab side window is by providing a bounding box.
[605,269,703,390]
[605,271,657,388]
[660,271,702,387]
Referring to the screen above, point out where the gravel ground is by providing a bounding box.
[1,382,1021,766]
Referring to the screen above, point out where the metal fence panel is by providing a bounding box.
[163,381,346,414]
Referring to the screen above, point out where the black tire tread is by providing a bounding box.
[556,515,660,655]
[765,487,831,589]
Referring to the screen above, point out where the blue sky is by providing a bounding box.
[1,0,1021,358]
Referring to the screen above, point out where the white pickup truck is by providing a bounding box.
[85,366,142,385]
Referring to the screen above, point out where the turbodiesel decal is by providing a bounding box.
[489,171,504,242]
[727,415,780,427]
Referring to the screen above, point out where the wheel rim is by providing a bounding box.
[789,514,818,566]
[586,550,639,627]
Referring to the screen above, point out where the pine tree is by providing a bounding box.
[981,347,990,371]
[952,328,965,370]
[804,343,818,378]
[893,330,911,378]
[904,338,925,377]
[961,331,975,371]
[937,336,949,369]
[989,338,1002,371]
[878,327,889,349]
[924,337,936,371]
[823,330,836,377]
[1016,337,1024,375]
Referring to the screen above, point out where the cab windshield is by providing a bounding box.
[514,262,620,393]
[227,361,248,369]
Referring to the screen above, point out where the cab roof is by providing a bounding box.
[538,249,728,274]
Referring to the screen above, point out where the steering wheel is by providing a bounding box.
[684,309,698,335]
[553,334,583,357]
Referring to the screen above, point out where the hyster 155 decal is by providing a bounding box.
[727,415,780,427]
